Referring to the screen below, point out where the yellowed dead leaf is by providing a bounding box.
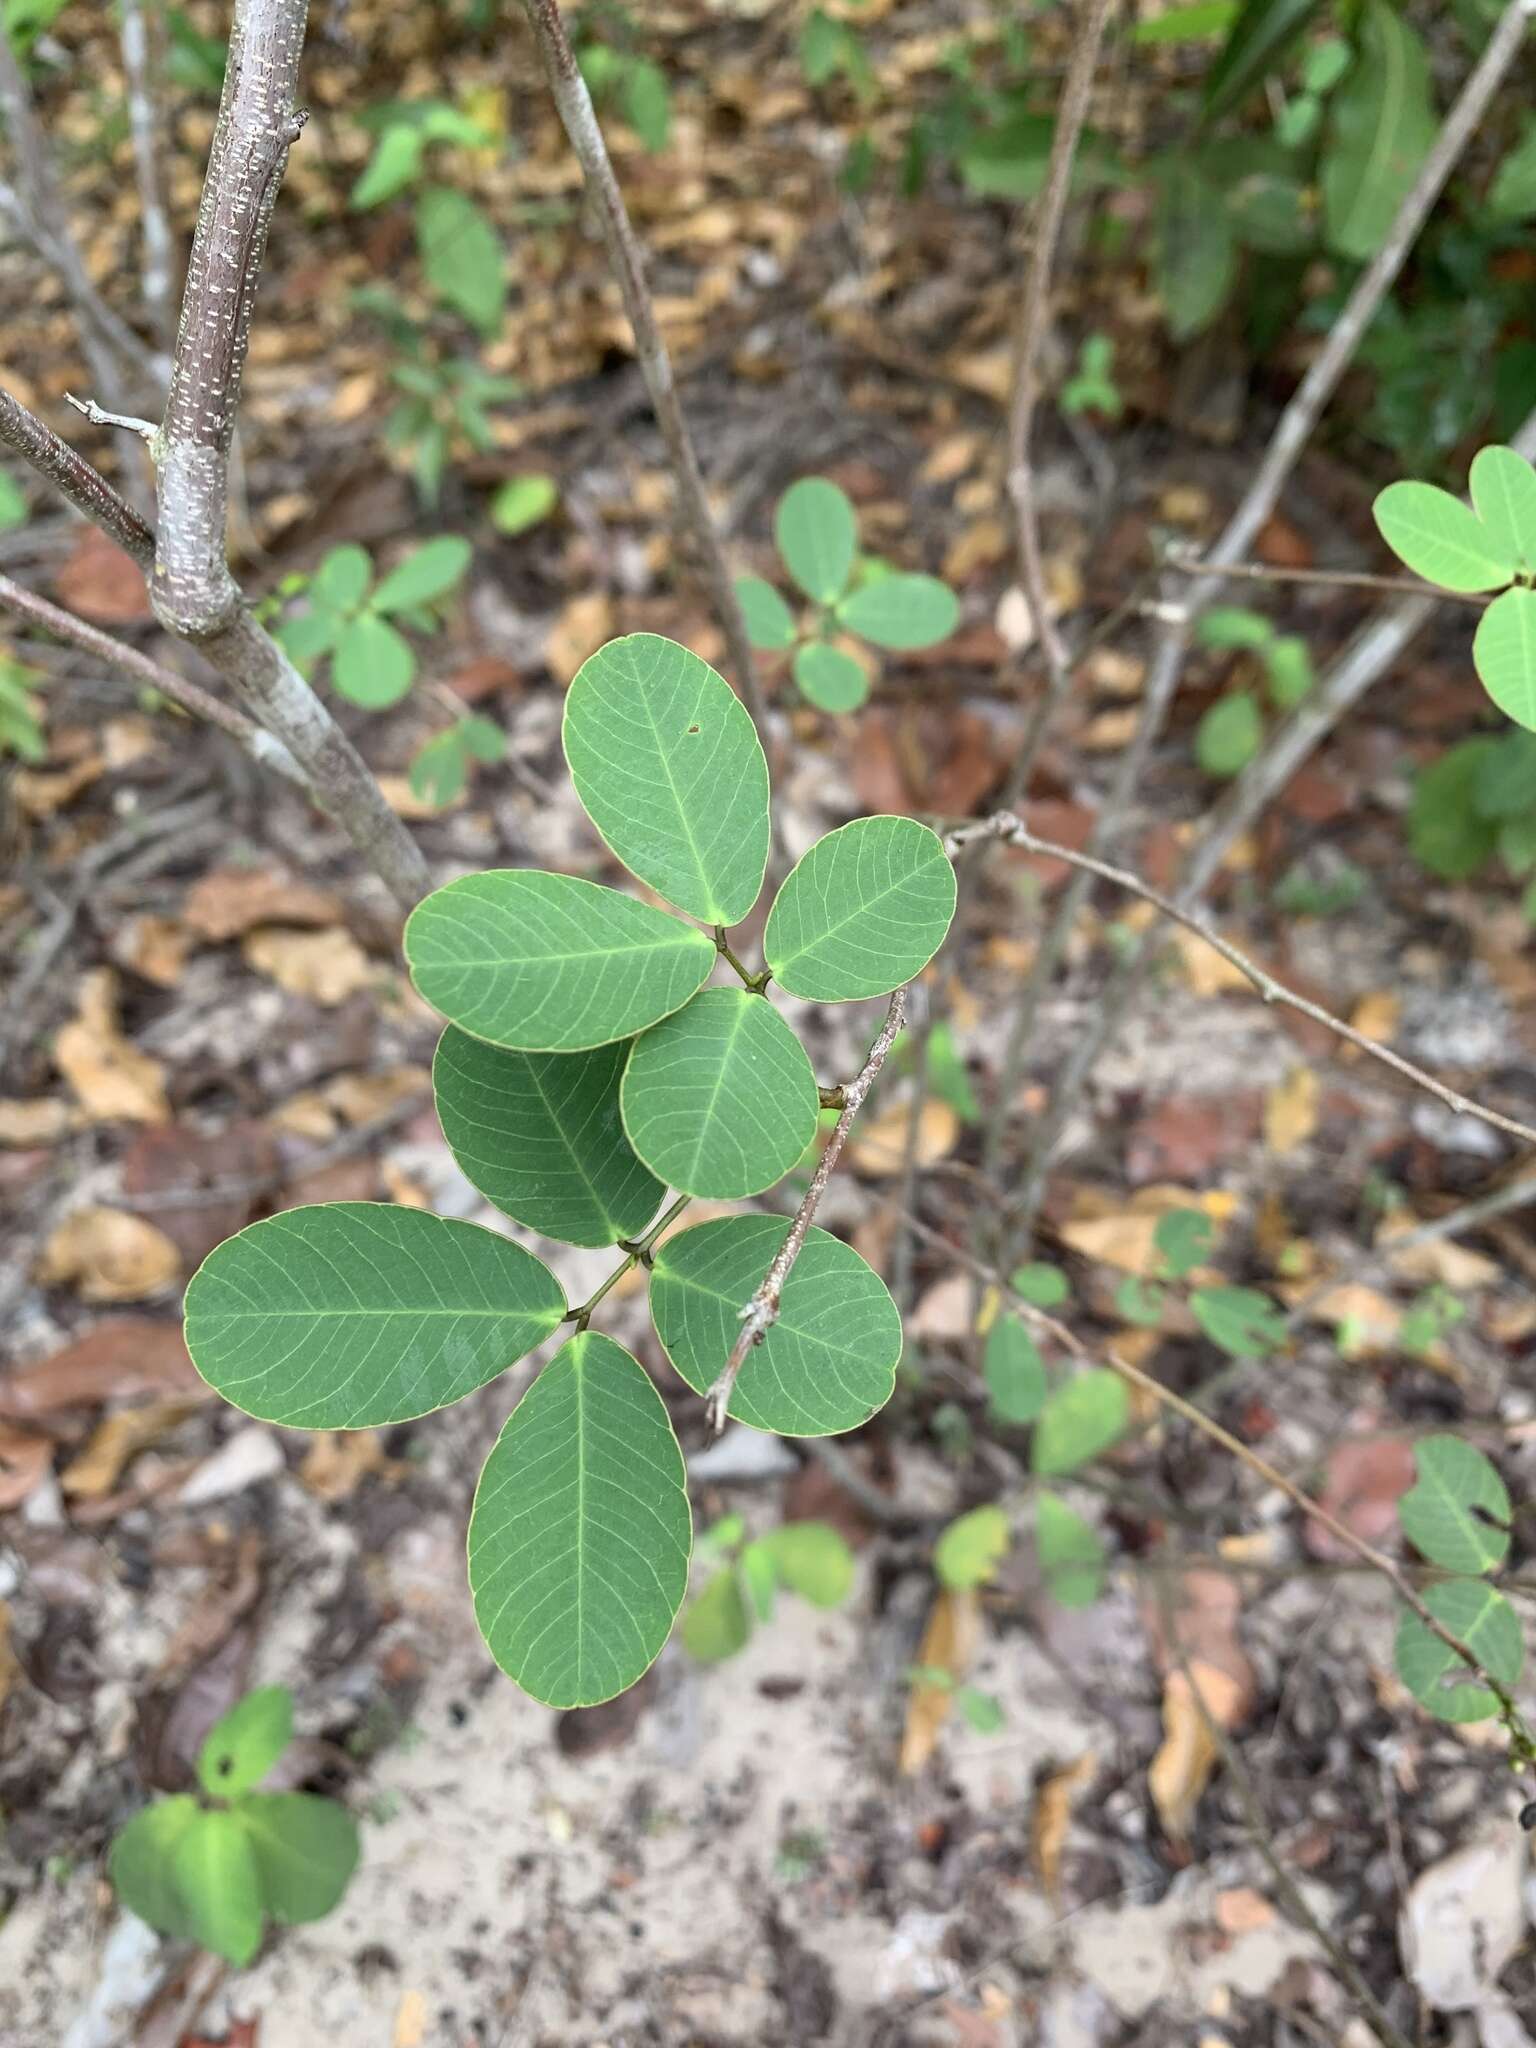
[112,913,192,988]
[378,772,469,820]
[1300,1281,1402,1354]
[848,1094,959,1176]
[1377,1215,1499,1291]
[1086,648,1146,698]
[945,518,1008,584]
[393,1990,428,2048]
[1060,1186,1232,1278]
[900,1586,980,1776]
[60,1398,202,1498]
[0,1603,19,1714]
[1215,1886,1276,1935]
[920,432,981,486]
[1170,926,1253,998]
[1344,989,1400,1055]
[14,756,103,818]
[325,1066,431,1126]
[329,371,380,423]
[0,1097,76,1146]
[1081,708,1141,751]
[1264,1066,1318,1155]
[1030,1752,1096,1903]
[300,1430,395,1502]
[908,1271,974,1341]
[243,926,373,1006]
[269,1090,338,1140]
[1149,1661,1247,1842]
[54,969,169,1123]
[546,591,614,685]
[37,1206,181,1302]
[379,1161,429,1209]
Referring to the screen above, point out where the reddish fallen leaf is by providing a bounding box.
[181,866,343,943]
[120,1121,278,1268]
[1306,1432,1415,1561]
[0,1424,52,1509]
[53,526,152,624]
[1144,1568,1256,1709]
[0,1318,201,1419]
[182,2023,259,2048]
[445,654,522,703]
[1126,1093,1263,1185]
[1254,513,1313,568]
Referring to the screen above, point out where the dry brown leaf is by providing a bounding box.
[377,772,469,819]
[1307,1433,1415,1561]
[325,1065,431,1125]
[243,926,373,1005]
[54,968,169,1123]
[0,1097,77,1145]
[37,1206,181,1302]
[1170,927,1253,998]
[0,1318,201,1418]
[14,756,104,817]
[182,866,342,942]
[1377,1216,1499,1290]
[1060,1186,1232,1278]
[1030,1752,1096,1903]
[1145,1566,1256,1703]
[0,1603,20,1714]
[847,1095,959,1176]
[60,1398,202,1499]
[1344,989,1400,1055]
[1299,1281,1402,1355]
[300,1430,397,1501]
[111,913,193,988]
[1215,1887,1275,1935]
[269,1090,339,1141]
[900,1587,980,1776]
[0,1424,52,1509]
[54,526,152,623]
[393,1991,429,2048]
[907,1271,974,1341]
[1148,1661,1247,1842]
[1264,1066,1319,1154]
[546,591,614,685]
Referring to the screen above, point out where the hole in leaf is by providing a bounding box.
[686,724,700,734]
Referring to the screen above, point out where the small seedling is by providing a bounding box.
[682,1516,856,1662]
[1193,606,1314,778]
[1395,1436,1522,1727]
[276,537,471,709]
[1061,333,1123,420]
[355,289,521,503]
[490,472,560,536]
[736,477,959,712]
[0,656,46,763]
[109,1687,360,1965]
[575,8,672,152]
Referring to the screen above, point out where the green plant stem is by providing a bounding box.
[714,927,767,990]
[1162,548,1487,608]
[569,1193,691,1328]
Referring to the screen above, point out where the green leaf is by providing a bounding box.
[405,870,716,1052]
[237,1793,359,1925]
[1475,587,1536,731]
[650,1214,901,1436]
[563,633,770,925]
[1410,740,1503,879]
[682,1565,752,1661]
[171,1809,264,1964]
[1133,1,1235,44]
[1225,170,1312,254]
[1154,1208,1214,1278]
[1197,606,1274,651]
[1469,446,1536,574]
[198,1687,291,1800]
[760,1522,854,1607]
[460,714,506,763]
[1012,1261,1070,1308]
[1399,1435,1511,1575]
[1035,1492,1106,1607]
[0,468,26,528]
[1489,117,1536,221]
[837,574,959,651]
[1195,692,1263,777]
[408,728,471,810]
[956,1685,1005,1733]
[1190,1284,1286,1357]
[351,123,426,208]
[491,472,559,535]
[776,478,858,604]
[416,185,505,337]
[620,988,819,1199]
[277,607,342,667]
[468,1331,691,1707]
[1373,481,1517,593]
[1114,1274,1166,1327]
[1155,159,1236,341]
[333,612,416,707]
[1321,1,1437,263]
[1264,635,1313,709]
[433,1027,663,1248]
[622,57,671,150]
[1201,0,1322,123]
[184,1203,566,1428]
[983,1313,1048,1424]
[934,1504,1009,1590]
[109,1795,200,1941]
[372,536,472,612]
[793,640,869,712]
[1394,1578,1523,1723]
[310,543,372,615]
[763,815,957,1002]
[1032,1370,1129,1476]
[735,575,798,652]
[740,1539,777,1621]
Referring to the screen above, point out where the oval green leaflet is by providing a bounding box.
[650,1214,902,1435]
[1372,480,1517,594]
[764,815,957,1002]
[776,476,858,603]
[1398,1435,1511,1576]
[405,869,715,1052]
[620,987,820,1199]
[563,634,770,925]
[468,1331,692,1707]
[1394,1577,1523,1723]
[184,1203,566,1428]
[836,573,958,651]
[794,640,870,712]
[433,1027,664,1249]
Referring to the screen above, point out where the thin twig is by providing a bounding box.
[948,811,1536,1152]
[118,0,178,351]
[65,393,158,442]
[705,989,907,1433]
[1161,549,1485,608]
[0,387,156,568]
[517,0,775,755]
[1000,0,1116,813]
[0,571,301,782]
